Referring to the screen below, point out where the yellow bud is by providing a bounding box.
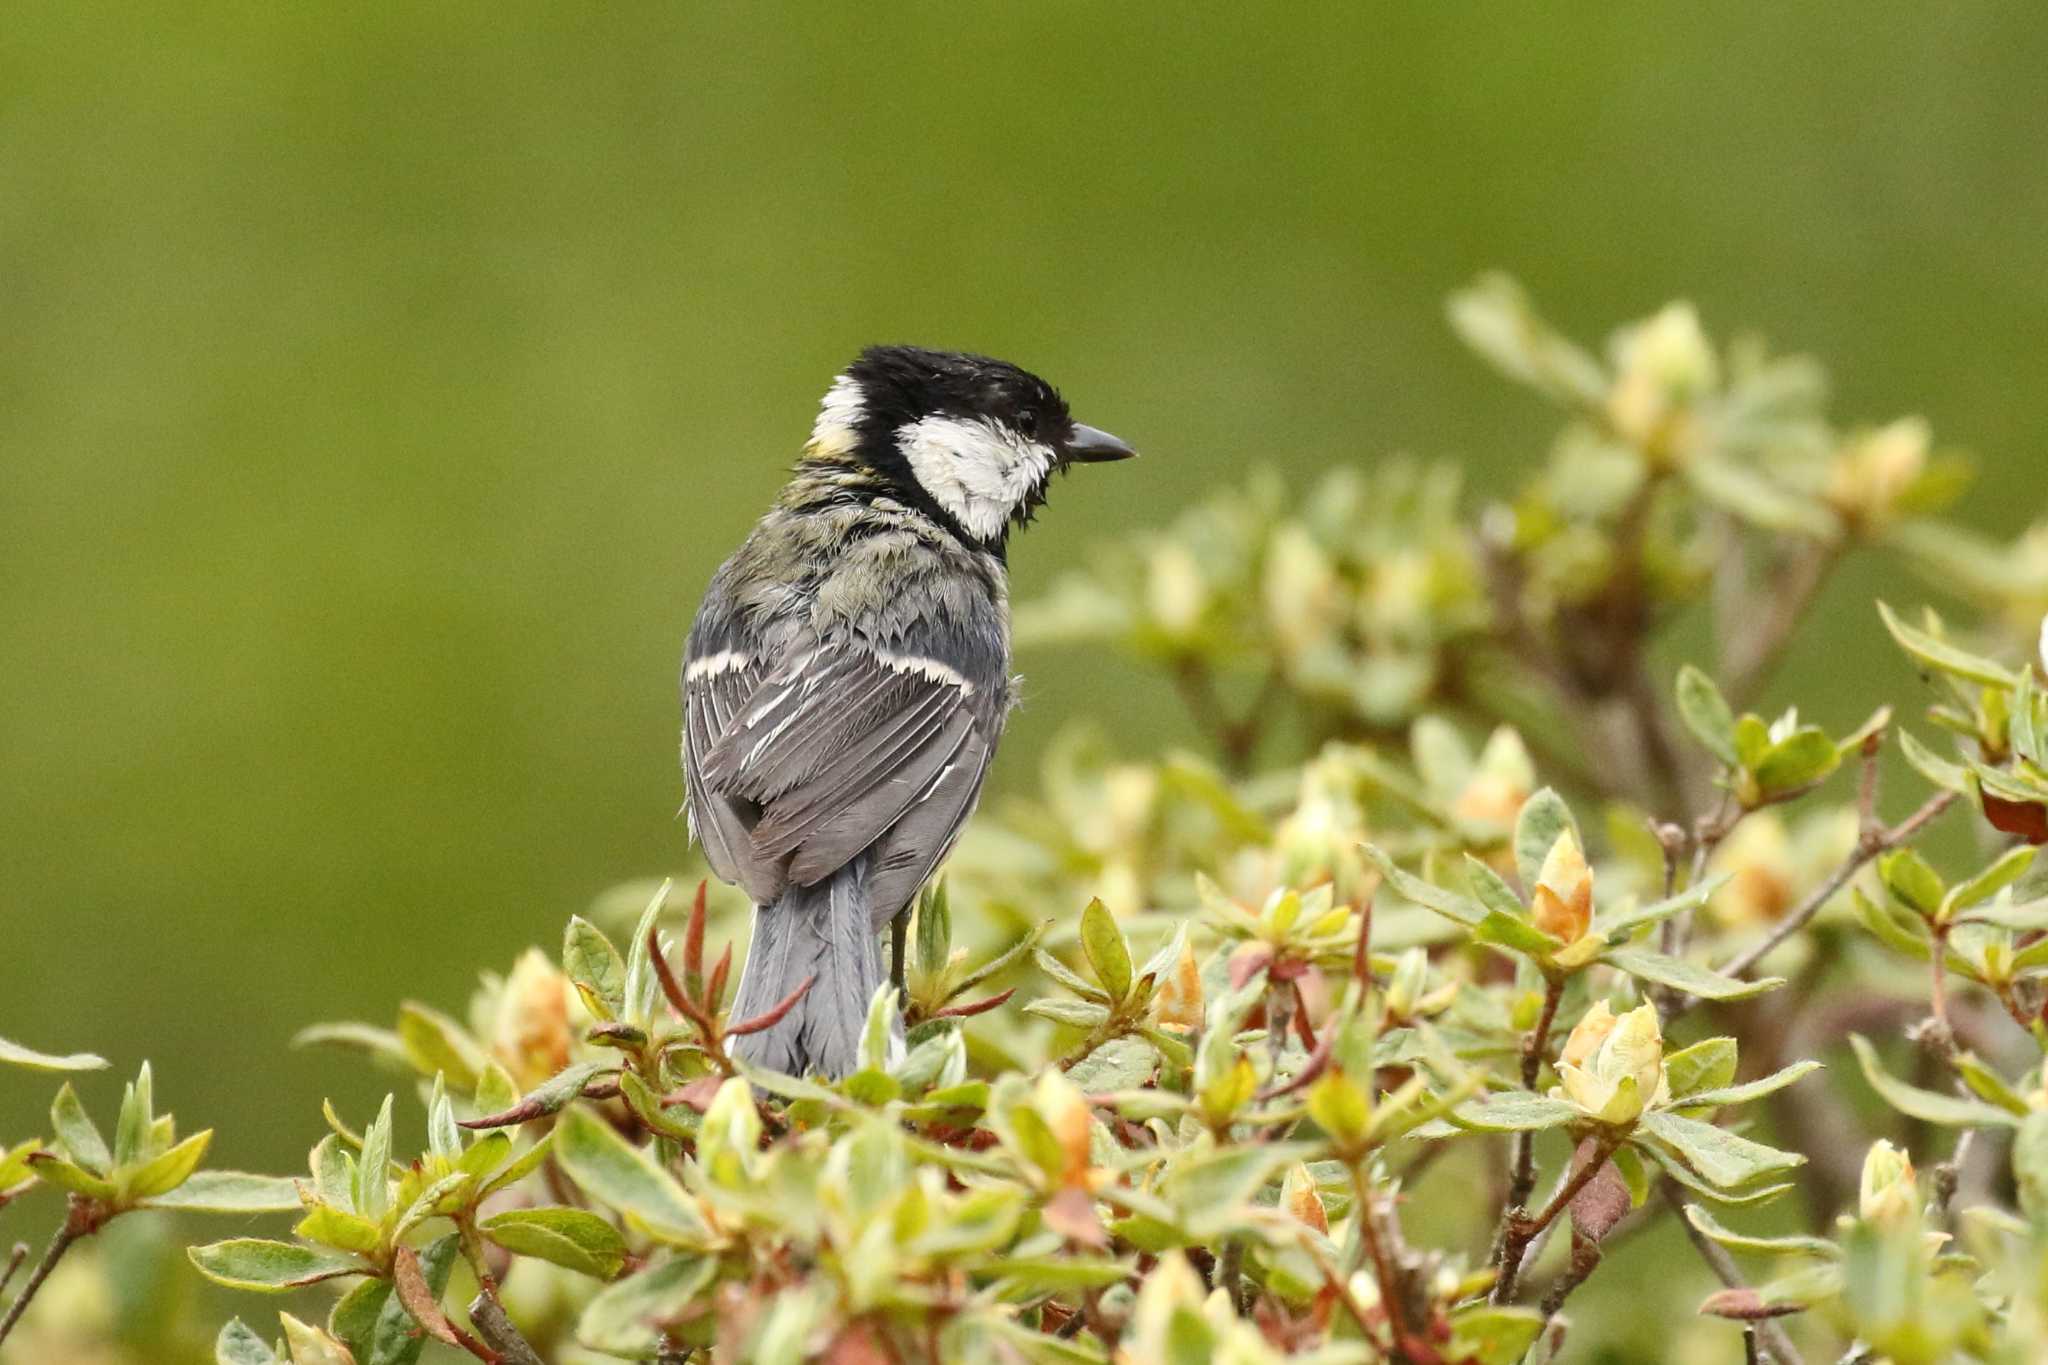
[490,948,575,1086]
[1826,418,1929,529]
[1032,1069,1094,1187]
[1858,1140,1919,1226]
[1281,1162,1329,1234]
[1606,302,1717,465]
[1558,1000,1617,1068]
[1145,542,1207,638]
[1263,524,1341,657]
[1150,937,1204,1034]
[1552,1002,1666,1126]
[1532,829,1594,942]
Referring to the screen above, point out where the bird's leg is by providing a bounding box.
[890,908,911,993]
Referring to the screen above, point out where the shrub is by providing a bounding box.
[6,276,2048,1364]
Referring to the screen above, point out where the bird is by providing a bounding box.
[681,345,1137,1077]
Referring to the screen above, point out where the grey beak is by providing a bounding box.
[1064,422,1138,463]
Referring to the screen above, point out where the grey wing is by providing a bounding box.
[683,645,778,903]
[696,638,1001,921]
[864,712,1000,921]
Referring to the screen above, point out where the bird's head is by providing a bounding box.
[802,345,1136,549]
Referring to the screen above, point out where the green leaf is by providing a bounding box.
[113,1063,153,1169]
[143,1169,302,1214]
[1683,1203,1838,1258]
[1879,848,1946,917]
[1445,272,1608,407]
[1686,457,1841,540]
[1463,855,1527,919]
[214,1319,283,1365]
[1078,899,1134,1002]
[295,1205,386,1256]
[51,1081,112,1172]
[1662,1038,1739,1100]
[1159,1143,1314,1236]
[1898,730,1971,794]
[553,1105,709,1245]
[0,1035,109,1073]
[577,1254,719,1356]
[188,1239,366,1292]
[916,881,952,981]
[1878,601,2018,688]
[1447,1303,1547,1365]
[1023,999,1111,1029]
[1065,1036,1159,1092]
[355,1095,394,1221]
[28,1152,117,1199]
[482,1206,627,1279]
[1474,910,1562,959]
[1940,845,2037,922]
[1753,729,1840,798]
[1953,1053,2033,1117]
[1680,1060,1822,1109]
[123,1128,212,1200]
[1847,1034,2020,1128]
[990,1258,1136,1295]
[1675,664,1739,766]
[1032,948,1109,1003]
[1640,1141,1793,1206]
[464,1060,612,1129]
[563,916,627,1020]
[1595,875,1726,940]
[619,880,670,1026]
[1362,844,1483,927]
[291,1022,412,1071]
[1638,1111,1805,1188]
[395,1003,487,1091]
[1853,888,1934,960]
[1514,788,1580,897]
[1601,946,1781,1000]
[1451,1092,1579,1133]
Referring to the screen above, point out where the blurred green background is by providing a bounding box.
[3,2,2043,1338]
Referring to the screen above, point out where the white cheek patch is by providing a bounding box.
[895,415,1056,541]
[808,375,866,458]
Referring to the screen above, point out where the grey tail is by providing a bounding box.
[727,859,889,1079]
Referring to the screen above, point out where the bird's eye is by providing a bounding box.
[1016,410,1038,439]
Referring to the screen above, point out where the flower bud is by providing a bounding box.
[1532,829,1594,942]
[490,948,575,1086]
[1281,1162,1329,1234]
[1858,1140,1919,1226]
[1826,418,1929,530]
[1033,1069,1094,1188]
[1145,542,1208,639]
[1606,303,1716,465]
[1384,947,1430,1020]
[1149,936,1204,1034]
[1553,1002,1667,1126]
[1263,524,1341,659]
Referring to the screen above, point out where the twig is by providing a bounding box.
[1492,1137,1616,1305]
[1664,1182,1804,1365]
[1538,1227,1603,1320]
[468,1291,548,1365]
[1492,976,1565,1268]
[1704,787,1958,994]
[0,1200,90,1348]
[0,1246,26,1304]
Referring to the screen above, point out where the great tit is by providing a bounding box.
[682,346,1136,1077]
